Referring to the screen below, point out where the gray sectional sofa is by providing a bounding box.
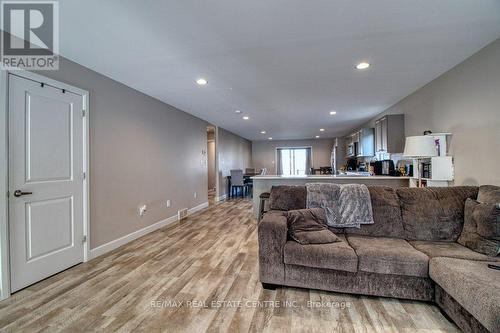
[258,185,500,332]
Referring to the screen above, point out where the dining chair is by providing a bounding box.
[230,169,246,198]
[260,168,267,175]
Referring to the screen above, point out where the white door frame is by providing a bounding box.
[0,70,90,300]
[214,126,220,200]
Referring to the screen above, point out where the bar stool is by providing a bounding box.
[258,192,270,222]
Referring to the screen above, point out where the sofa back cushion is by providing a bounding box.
[345,186,405,238]
[269,185,307,211]
[477,185,500,204]
[397,186,478,241]
[458,198,500,257]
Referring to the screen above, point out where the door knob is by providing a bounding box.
[13,190,33,197]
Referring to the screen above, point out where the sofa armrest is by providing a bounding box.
[258,211,288,284]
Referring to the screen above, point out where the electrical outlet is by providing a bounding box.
[166,200,171,208]
[138,204,147,217]
[194,192,197,198]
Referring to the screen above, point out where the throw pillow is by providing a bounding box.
[458,198,500,257]
[287,208,341,245]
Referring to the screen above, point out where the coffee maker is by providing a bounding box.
[371,160,395,176]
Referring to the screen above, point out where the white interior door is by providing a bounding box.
[9,74,85,292]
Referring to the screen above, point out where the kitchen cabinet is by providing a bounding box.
[345,132,357,158]
[357,128,375,157]
[374,114,405,153]
[345,128,375,158]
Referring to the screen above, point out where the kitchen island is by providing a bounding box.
[251,175,410,217]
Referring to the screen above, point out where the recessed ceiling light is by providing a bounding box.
[355,62,370,70]
[330,111,337,115]
[319,128,325,132]
[315,135,320,138]
[268,137,273,140]
[196,78,208,85]
[242,116,249,120]
[234,110,241,114]
[260,131,266,134]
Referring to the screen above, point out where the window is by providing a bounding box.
[277,147,312,176]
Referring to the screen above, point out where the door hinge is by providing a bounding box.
[82,110,86,117]
[82,235,87,244]
[82,172,86,180]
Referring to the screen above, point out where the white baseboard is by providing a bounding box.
[216,194,227,202]
[90,201,208,259]
[188,201,209,214]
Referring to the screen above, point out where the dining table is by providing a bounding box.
[226,173,260,198]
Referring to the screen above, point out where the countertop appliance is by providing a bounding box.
[346,158,358,171]
[372,160,395,176]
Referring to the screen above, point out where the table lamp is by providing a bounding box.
[403,135,437,187]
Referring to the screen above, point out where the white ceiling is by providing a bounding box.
[59,0,500,140]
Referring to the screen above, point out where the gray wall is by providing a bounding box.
[358,38,500,186]
[36,58,211,249]
[252,138,339,175]
[217,128,252,196]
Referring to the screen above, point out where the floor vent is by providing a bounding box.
[178,208,188,220]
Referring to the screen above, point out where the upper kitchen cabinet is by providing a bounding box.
[375,114,405,153]
[357,128,375,157]
[345,132,357,158]
[345,128,375,158]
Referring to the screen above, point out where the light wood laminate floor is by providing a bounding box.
[0,198,459,332]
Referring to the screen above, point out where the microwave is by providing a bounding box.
[347,142,358,157]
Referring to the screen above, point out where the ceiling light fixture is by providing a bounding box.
[268,137,273,140]
[260,131,266,134]
[330,111,337,115]
[234,110,241,114]
[319,128,325,132]
[196,78,208,85]
[315,135,320,138]
[242,116,249,120]
[355,62,370,70]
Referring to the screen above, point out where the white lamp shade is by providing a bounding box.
[403,135,437,158]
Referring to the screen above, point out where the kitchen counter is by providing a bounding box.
[251,175,410,217]
[252,175,410,180]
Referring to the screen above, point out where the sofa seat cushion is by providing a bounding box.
[410,240,500,261]
[429,257,500,333]
[347,235,429,277]
[284,235,357,272]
